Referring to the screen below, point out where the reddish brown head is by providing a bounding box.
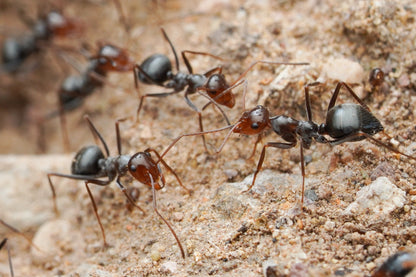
[46,11,84,37]
[233,105,270,135]
[205,74,235,108]
[94,44,135,72]
[128,152,164,190]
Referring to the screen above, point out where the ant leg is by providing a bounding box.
[158,125,233,162]
[84,181,108,248]
[328,82,371,112]
[112,0,130,33]
[148,173,185,259]
[197,88,231,125]
[181,50,224,74]
[248,134,263,160]
[183,91,210,152]
[83,115,110,157]
[299,143,306,208]
[146,148,192,194]
[136,90,181,122]
[47,173,111,215]
[0,219,41,253]
[0,238,14,277]
[304,82,322,122]
[242,141,295,193]
[59,103,71,153]
[160,27,180,71]
[330,132,416,162]
[116,177,146,214]
[203,66,223,77]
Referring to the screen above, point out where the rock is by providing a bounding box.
[0,155,74,230]
[31,219,86,265]
[343,177,406,215]
[322,58,365,84]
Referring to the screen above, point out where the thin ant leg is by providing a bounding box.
[248,133,263,160]
[116,177,146,215]
[47,173,109,215]
[112,0,130,33]
[85,181,108,248]
[299,142,306,207]
[329,132,416,162]
[148,173,185,259]
[145,148,191,194]
[84,115,110,157]
[59,103,71,153]
[216,124,243,154]
[0,219,42,253]
[181,50,224,74]
[0,238,14,277]
[242,141,296,193]
[304,82,322,122]
[328,82,371,111]
[203,66,223,77]
[158,125,234,163]
[160,27,180,71]
[136,89,182,122]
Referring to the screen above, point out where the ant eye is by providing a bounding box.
[251,123,259,129]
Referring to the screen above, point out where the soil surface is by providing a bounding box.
[1,0,416,276]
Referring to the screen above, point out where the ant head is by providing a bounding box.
[234,105,270,135]
[369,68,385,87]
[128,152,163,190]
[46,10,85,37]
[138,54,172,85]
[205,74,235,108]
[71,145,105,175]
[95,44,134,72]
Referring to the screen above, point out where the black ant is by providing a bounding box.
[1,8,83,73]
[372,251,416,277]
[133,27,308,150]
[47,115,189,259]
[158,81,416,208]
[41,42,135,151]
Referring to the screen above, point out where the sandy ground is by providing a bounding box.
[1,0,416,276]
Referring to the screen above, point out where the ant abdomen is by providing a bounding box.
[325,103,383,139]
[138,54,172,84]
[71,145,104,175]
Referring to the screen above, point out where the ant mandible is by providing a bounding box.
[1,8,83,73]
[159,81,416,208]
[134,27,308,150]
[41,42,135,151]
[47,115,189,259]
[372,251,416,277]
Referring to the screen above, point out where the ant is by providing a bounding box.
[41,42,135,151]
[133,27,308,150]
[372,251,416,277]
[1,8,83,73]
[47,115,189,259]
[159,81,416,208]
